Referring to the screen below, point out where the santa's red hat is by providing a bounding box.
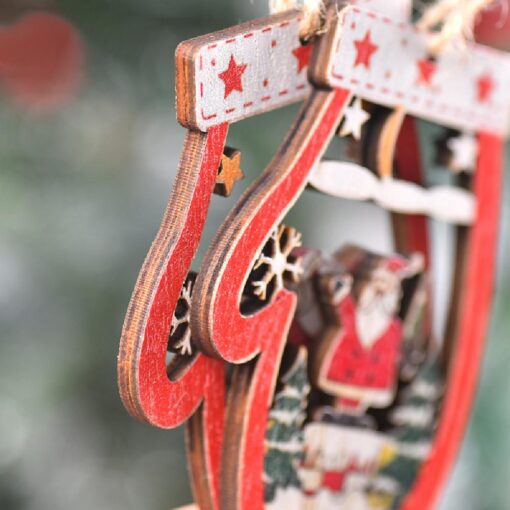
[386,252,424,278]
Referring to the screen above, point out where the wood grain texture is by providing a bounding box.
[176,10,312,132]
[119,4,504,509]
[185,382,225,510]
[190,88,351,510]
[402,133,502,510]
[310,5,510,135]
[117,124,229,510]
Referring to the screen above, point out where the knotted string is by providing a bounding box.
[417,0,497,53]
[269,0,325,39]
[269,0,497,49]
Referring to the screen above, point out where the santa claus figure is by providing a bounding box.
[313,245,424,412]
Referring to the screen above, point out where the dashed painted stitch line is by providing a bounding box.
[198,16,308,125]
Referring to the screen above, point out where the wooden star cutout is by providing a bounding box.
[447,132,478,174]
[339,97,371,140]
[215,147,244,197]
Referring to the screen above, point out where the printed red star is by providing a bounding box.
[218,55,247,99]
[354,30,378,69]
[477,73,494,103]
[417,59,436,86]
[292,43,313,74]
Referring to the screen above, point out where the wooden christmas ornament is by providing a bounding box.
[118,1,509,509]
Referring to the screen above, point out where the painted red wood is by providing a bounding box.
[118,123,229,510]
[224,291,297,509]
[120,8,505,509]
[136,125,227,427]
[402,133,502,509]
[192,89,351,510]
[188,359,225,510]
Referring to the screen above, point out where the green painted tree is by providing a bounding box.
[263,348,310,503]
[370,359,444,509]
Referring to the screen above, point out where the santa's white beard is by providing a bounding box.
[355,293,398,349]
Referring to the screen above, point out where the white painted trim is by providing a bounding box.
[308,160,476,225]
[317,6,510,136]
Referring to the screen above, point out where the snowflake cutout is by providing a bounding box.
[169,275,194,356]
[251,224,303,301]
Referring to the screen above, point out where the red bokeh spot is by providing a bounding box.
[0,12,84,113]
[475,1,510,50]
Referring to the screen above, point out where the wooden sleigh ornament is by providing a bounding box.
[117,1,509,509]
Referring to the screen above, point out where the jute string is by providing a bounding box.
[417,0,496,53]
[269,0,325,39]
[270,0,497,50]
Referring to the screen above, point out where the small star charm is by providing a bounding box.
[447,132,478,174]
[215,147,244,197]
[339,97,371,140]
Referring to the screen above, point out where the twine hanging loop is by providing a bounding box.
[417,0,497,53]
[269,0,326,39]
[270,0,498,50]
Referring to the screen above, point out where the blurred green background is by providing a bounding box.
[0,1,509,509]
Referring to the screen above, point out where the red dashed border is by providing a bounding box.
[198,16,310,123]
[331,7,509,133]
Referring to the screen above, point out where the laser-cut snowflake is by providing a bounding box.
[169,276,194,356]
[251,224,303,301]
